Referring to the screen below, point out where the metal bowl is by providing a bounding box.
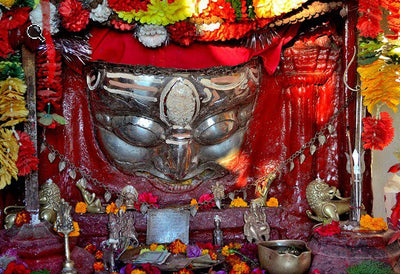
[258,240,312,274]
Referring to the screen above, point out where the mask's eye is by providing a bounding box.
[111,116,164,147]
[194,111,237,145]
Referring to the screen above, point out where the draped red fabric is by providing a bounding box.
[89,25,299,74]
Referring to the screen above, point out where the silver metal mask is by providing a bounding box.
[86,59,261,185]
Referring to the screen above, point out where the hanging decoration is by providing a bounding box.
[356,0,400,157]
[362,112,395,151]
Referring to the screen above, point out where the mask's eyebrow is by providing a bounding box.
[103,72,161,102]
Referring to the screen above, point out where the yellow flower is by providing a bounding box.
[0,78,28,128]
[253,0,308,19]
[360,214,388,231]
[0,128,19,190]
[266,197,279,207]
[150,243,158,251]
[118,0,195,25]
[229,197,248,208]
[358,59,400,113]
[69,221,80,237]
[202,249,217,260]
[190,198,199,209]
[106,202,126,214]
[0,0,16,8]
[131,270,146,274]
[231,261,250,274]
[75,202,88,214]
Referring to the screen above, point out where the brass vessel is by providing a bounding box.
[258,240,311,274]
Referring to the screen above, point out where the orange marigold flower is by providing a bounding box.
[95,250,103,260]
[175,268,194,274]
[14,210,31,227]
[69,221,80,237]
[360,214,388,231]
[202,249,217,260]
[93,261,104,271]
[190,198,198,209]
[229,197,248,208]
[168,239,187,254]
[230,261,250,274]
[75,202,87,213]
[150,243,158,251]
[225,254,242,266]
[85,243,97,254]
[266,197,279,207]
[106,202,118,214]
[131,270,146,274]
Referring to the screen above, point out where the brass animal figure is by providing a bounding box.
[306,178,351,223]
[4,179,61,228]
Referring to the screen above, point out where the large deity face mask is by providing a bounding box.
[86,59,261,186]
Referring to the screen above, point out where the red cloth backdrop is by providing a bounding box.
[37,22,371,240]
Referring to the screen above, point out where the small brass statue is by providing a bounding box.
[39,179,62,224]
[211,182,225,209]
[306,178,351,223]
[4,179,61,228]
[244,202,270,243]
[121,185,138,210]
[213,215,224,247]
[55,199,77,274]
[76,178,104,213]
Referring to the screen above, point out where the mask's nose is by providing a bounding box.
[161,132,198,181]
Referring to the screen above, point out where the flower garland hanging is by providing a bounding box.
[356,0,383,39]
[362,112,395,150]
[381,0,400,39]
[357,59,400,114]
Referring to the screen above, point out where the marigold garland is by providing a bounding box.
[0,128,19,189]
[0,77,28,127]
[358,59,400,113]
[356,0,383,39]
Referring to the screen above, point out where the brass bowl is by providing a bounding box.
[258,240,312,274]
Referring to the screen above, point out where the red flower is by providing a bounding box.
[391,193,400,227]
[84,243,97,254]
[134,192,159,210]
[198,193,215,209]
[110,19,135,31]
[0,30,13,58]
[141,263,161,274]
[198,0,236,22]
[196,242,215,250]
[362,112,395,150]
[357,15,383,39]
[314,221,341,236]
[0,7,30,30]
[59,0,90,32]
[16,131,39,176]
[167,21,196,46]
[108,0,149,12]
[389,163,400,173]
[4,261,30,274]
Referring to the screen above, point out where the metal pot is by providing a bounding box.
[258,240,312,274]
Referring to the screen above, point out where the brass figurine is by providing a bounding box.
[306,178,351,223]
[213,215,224,247]
[244,202,270,243]
[55,199,77,274]
[76,178,104,213]
[39,179,62,224]
[211,182,225,209]
[121,185,138,210]
[4,179,61,228]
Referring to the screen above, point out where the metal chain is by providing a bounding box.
[42,88,356,205]
[254,88,357,188]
